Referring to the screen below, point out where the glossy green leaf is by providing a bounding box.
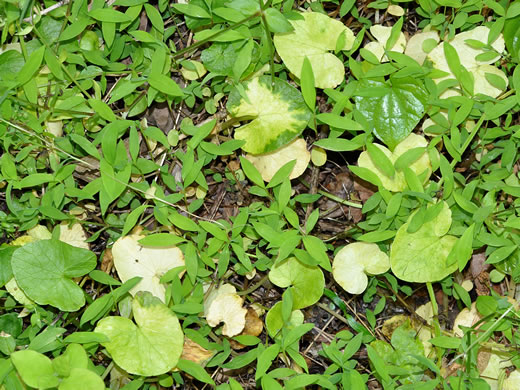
[354,78,428,150]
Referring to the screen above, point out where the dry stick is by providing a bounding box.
[23,0,69,23]
[0,118,226,226]
[303,313,335,356]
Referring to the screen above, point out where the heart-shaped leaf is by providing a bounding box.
[273,11,355,88]
[268,257,324,309]
[227,76,311,154]
[95,292,184,376]
[11,239,96,311]
[390,202,458,283]
[357,134,433,192]
[354,77,428,150]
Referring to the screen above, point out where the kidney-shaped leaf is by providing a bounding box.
[112,233,185,302]
[390,202,458,283]
[273,11,355,88]
[11,239,96,311]
[11,350,59,389]
[354,77,428,150]
[332,242,390,295]
[268,257,324,309]
[227,76,311,154]
[95,292,184,376]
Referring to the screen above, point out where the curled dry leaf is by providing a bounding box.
[332,242,390,295]
[245,138,310,182]
[204,284,247,337]
[112,232,185,302]
[230,307,264,349]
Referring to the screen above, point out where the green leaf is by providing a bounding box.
[315,113,363,131]
[228,76,311,154]
[95,292,184,376]
[148,73,183,97]
[240,156,265,188]
[354,78,428,150]
[269,257,324,309]
[176,359,215,385]
[88,8,132,22]
[273,11,355,88]
[429,335,461,349]
[390,202,458,283]
[16,45,45,86]
[446,224,475,271]
[59,368,105,390]
[301,57,316,111]
[11,239,96,311]
[264,8,293,33]
[88,98,116,122]
[172,3,211,18]
[256,344,281,380]
[10,350,59,389]
[366,143,395,178]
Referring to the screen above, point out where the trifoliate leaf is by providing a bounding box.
[364,25,406,63]
[390,202,458,283]
[268,257,324,309]
[357,134,433,191]
[204,284,247,337]
[11,239,96,311]
[112,233,185,302]
[95,292,184,376]
[227,76,311,154]
[273,11,355,88]
[354,78,428,150]
[245,138,310,182]
[332,242,390,295]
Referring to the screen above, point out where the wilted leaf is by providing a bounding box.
[204,284,247,337]
[180,338,214,364]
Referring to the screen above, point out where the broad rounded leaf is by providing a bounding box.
[354,78,428,150]
[357,134,433,191]
[332,242,390,295]
[95,292,184,376]
[11,350,59,389]
[59,368,105,390]
[390,202,458,283]
[203,284,247,337]
[227,76,311,154]
[265,301,304,338]
[245,138,310,182]
[268,257,324,309]
[273,11,354,88]
[112,233,185,302]
[11,239,96,311]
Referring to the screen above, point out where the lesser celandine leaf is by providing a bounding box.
[268,257,324,309]
[332,242,390,295]
[95,292,184,376]
[245,138,310,182]
[10,350,59,389]
[357,134,434,192]
[273,11,355,88]
[390,202,458,283]
[354,78,428,150]
[227,76,311,154]
[204,284,247,337]
[11,239,96,311]
[265,301,304,339]
[112,232,185,302]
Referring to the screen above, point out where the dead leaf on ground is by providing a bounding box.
[180,338,214,364]
[204,284,247,337]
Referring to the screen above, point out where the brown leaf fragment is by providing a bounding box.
[100,248,114,273]
[180,338,214,364]
[229,307,264,350]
